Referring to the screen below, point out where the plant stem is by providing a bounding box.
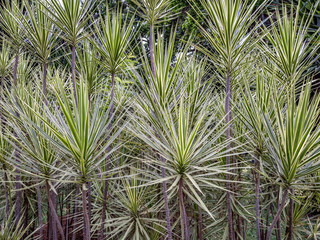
[88,181,92,221]
[287,189,294,240]
[45,180,65,240]
[275,190,281,240]
[266,189,288,240]
[72,185,79,240]
[225,71,235,240]
[255,154,261,240]
[52,190,57,240]
[161,156,173,240]
[179,178,189,240]
[198,205,203,240]
[82,184,90,240]
[36,180,43,238]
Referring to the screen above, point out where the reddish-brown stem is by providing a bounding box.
[266,189,288,240]
[179,178,189,240]
[198,205,203,240]
[255,154,261,240]
[45,180,65,240]
[72,185,79,240]
[36,180,43,238]
[161,156,173,240]
[287,189,294,240]
[82,185,90,240]
[88,181,92,221]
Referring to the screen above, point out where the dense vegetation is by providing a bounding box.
[1,0,320,239]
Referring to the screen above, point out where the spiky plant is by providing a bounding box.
[192,0,265,238]
[261,84,320,240]
[42,0,95,106]
[20,0,59,103]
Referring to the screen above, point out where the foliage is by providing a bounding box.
[0,0,319,240]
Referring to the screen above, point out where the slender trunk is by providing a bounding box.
[287,189,294,240]
[23,191,29,238]
[50,191,59,240]
[88,182,92,221]
[161,156,173,240]
[265,201,272,240]
[51,191,57,240]
[43,62,48,105]
[99,72,115,240]
[266,189,288,240]
[149,24,156,77]
[48,199,51,240]
[179,178,189,240]
[82,184,90,240]
[36,180,43,238]
[60,191,63,231]
[255,154,261,240]
[198,205,203,240]
[66,192,70,240]
[71,45,78,107]
[45,180,65,240]
[225,71,235,240]
[275,190,281,240]
[72,185,79,240]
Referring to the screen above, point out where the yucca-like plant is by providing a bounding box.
[42,0,95,106]
[261,84,320,240]
[76,41,102,101]
[238,72,286,239]
[31,77,123,240]
[263,4,320,87]
[132,32,239,239]
[102,172,164,240]
[131,0,179,76]
[0,0,319,239]
[0,0,26,224]
[20,0,59,102]
[0,0,24,86]
[0,208,30,240]
[91,8,135,239]
[132,95,238,240]
[2,82,65,239]
[193,1,264,238]
[132,30,189,239]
